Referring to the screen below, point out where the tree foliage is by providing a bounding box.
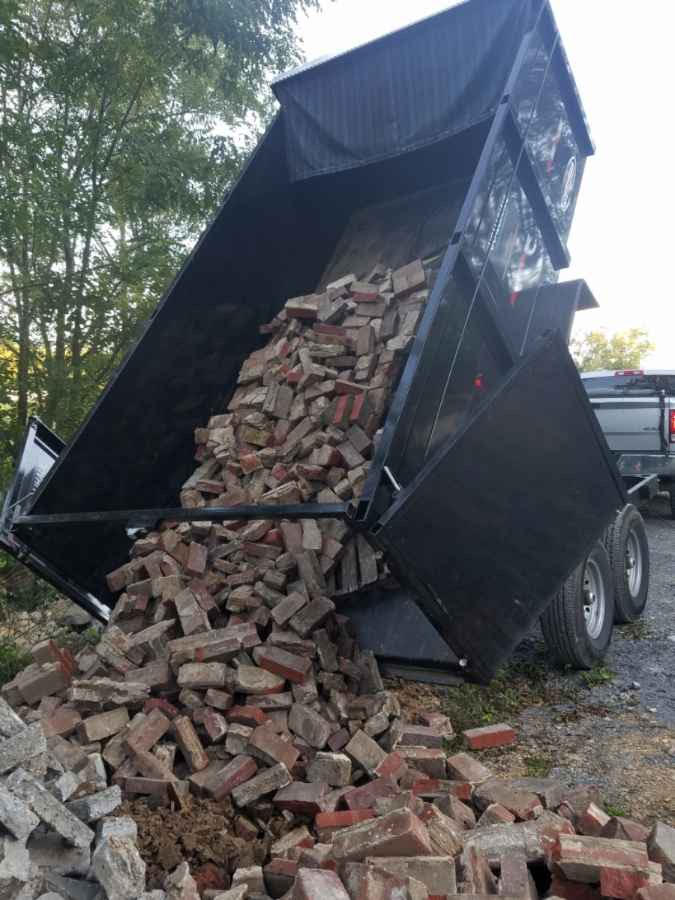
[0,0,319,480]
[571,328,655,373]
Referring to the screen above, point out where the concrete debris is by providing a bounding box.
[0,257,671,897]
[91,835,146,899]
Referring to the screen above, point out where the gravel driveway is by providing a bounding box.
[497,494,675,822]
[393,494,675,824]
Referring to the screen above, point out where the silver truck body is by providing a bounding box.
[581,370,675,487]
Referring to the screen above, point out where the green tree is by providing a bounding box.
[571,328,655,373]
[0,0,319,476]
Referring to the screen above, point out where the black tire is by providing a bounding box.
[541,542,615,669]
[670,489,675,521]
[605,504,650,623]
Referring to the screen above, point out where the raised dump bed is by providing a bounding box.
[1,0,633,681]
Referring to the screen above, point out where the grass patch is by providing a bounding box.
[617,620,652,640]
[0,639,31,686]
[524,754,553,777]
[581,666,615,688]
[604,802,628,818]
[442,658,578,734]
[54,625,101,655]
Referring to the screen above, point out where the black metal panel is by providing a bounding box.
[519,279,593,353]
[373,334,627,682]
[0,418,62,526]
[338,587,460,671]
[0,419,109,622]
[17,123,486,607]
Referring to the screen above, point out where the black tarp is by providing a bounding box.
[274,0,538,182]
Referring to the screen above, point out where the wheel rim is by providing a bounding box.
[583,556,606,639]
[625,526,643,599]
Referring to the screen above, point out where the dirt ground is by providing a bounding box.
[122,795,287,890]
[392,494,675,825]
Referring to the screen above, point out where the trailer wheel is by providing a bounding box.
[605,504,649,623]
[541,542,615,669]
[669,488,675,521]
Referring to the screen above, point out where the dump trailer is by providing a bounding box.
[0,0,652,682]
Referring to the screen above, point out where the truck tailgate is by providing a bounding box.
[590,396,666,454]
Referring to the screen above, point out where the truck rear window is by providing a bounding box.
[582,374,675,397]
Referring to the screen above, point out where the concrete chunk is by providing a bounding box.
[164,861,199,899]
[649,823,675,883]
[27,831,91,877]
[91,836,146,900]
[7,768,94,848]
[0,782,40,840]
[67,785,122,822]
[0,721,46,773]
[0,697,27,738]
[97,816,138,842]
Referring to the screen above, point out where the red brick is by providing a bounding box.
[143,698,180,719]
[173,715,209,772]
[637,889,675,900]
[41,707,81,738]
[124,777,172,800]
[332,394,351,428]
[80,707,129,742]
[462,722,516,750]
[125,708,171,754]
[204,755,258,801]
[418,712,453,733]
[344,777,400,811]
[315,810,376,837]
[477,803,516,826]
[553,834,650,882]
[327,728,350,752]
[193,707,228,743]
[271,826,314,859]
[419,805,463,856]
[254,645,312,684]
[330,808,433,862]
[549,876,602,900]
[398,724,446,749]
[248,725,300,771]
[398,747,446,779]
[185,541,208,576]
[446,753,491,784]
[408,776,440,797]
[335,379,365,396]
[264,858,298,896]
[293,869,350,900]
[227,705,268,727]
[601,817,650,844]
[193,863,227,894]
[448,781,473,801]
[579,802,611,836]
[600,864,651,900]
[17,665,70,704]
[273,782,327,816]
[375,752,408,781]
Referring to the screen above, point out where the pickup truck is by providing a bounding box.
[581,369,675,517]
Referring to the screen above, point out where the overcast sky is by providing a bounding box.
[297,1,673,367]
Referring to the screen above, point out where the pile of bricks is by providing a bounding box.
[0,259,672,898]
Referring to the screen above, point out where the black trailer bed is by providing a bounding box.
[1,0,625,682]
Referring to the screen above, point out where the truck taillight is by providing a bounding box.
[615,369,644,377]
[670,410,675,442]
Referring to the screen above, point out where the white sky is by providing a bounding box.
[297,0,673,366]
